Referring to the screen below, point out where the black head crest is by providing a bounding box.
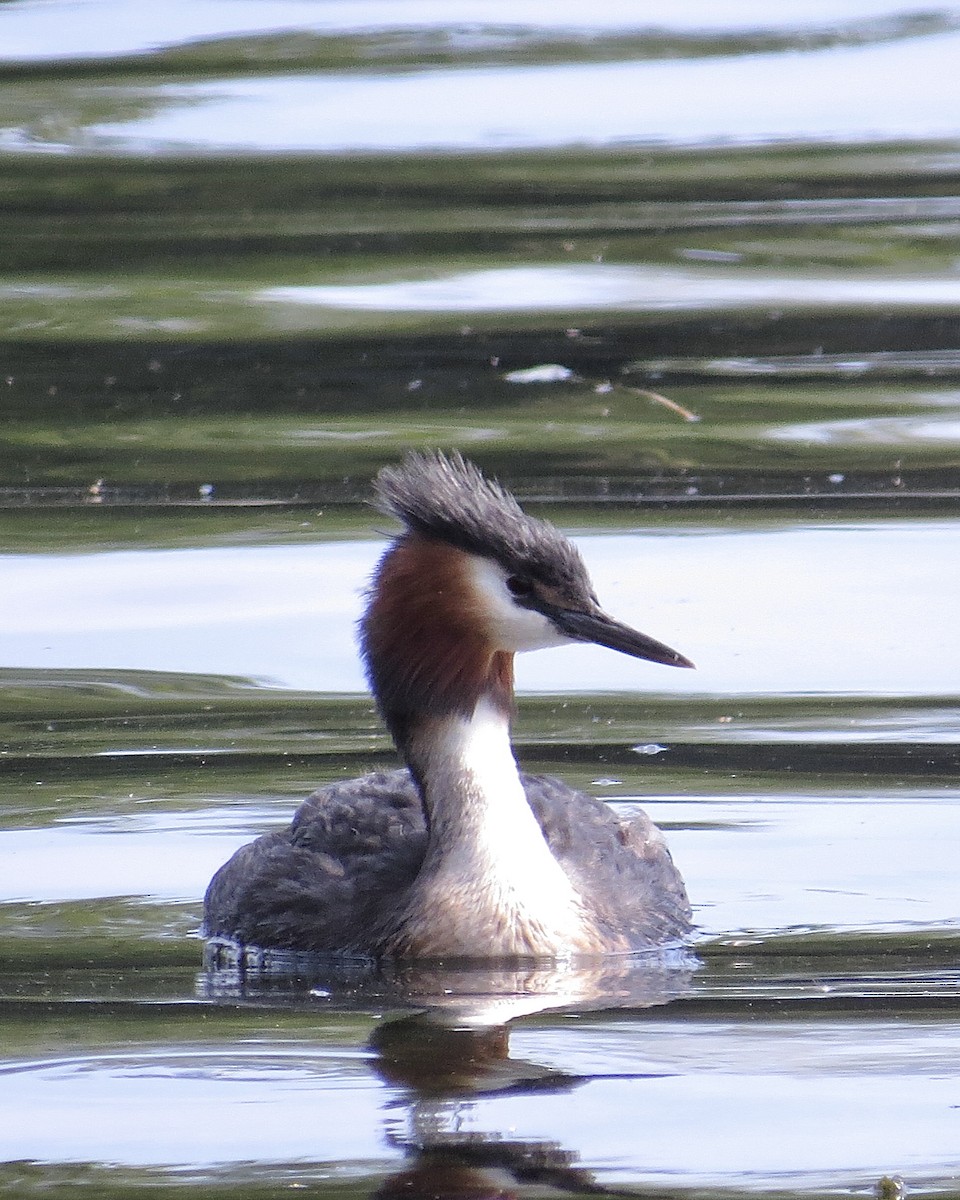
[374,451,592,598]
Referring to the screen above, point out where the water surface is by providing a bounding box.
[2,2,960,1196]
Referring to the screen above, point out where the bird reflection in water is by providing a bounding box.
[201,912,694,1199]
[372,1008,679,1200]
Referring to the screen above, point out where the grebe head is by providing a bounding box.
[360,452,691,746]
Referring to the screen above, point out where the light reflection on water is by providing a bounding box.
[2,1016,960,1190]
[0,1048,389,1167]
[84,33,960,154]
[2,523,958,695]
[0,811,265,904]
[658,794,960,938]
[773,414,960,444]
[260,265,960,313]
[423,1055,960,1188]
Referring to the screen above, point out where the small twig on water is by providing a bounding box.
[625,387,701,423]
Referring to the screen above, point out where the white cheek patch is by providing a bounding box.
[465,556,573,652]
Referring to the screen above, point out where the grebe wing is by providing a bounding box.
[203,769,426,952]
[204,768,688,954]
[523,773,692,948]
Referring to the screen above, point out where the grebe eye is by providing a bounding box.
[506,575,534,599]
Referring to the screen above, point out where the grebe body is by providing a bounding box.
[204,453,692,958]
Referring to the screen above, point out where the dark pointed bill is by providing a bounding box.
[547,606,694,669]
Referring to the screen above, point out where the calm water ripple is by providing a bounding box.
[3,1,960,1194]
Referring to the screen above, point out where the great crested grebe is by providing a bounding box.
[204,452,693,959]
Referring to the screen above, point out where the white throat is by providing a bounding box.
[396,697,598,958]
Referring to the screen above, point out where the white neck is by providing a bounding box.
[391,697,598,958]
